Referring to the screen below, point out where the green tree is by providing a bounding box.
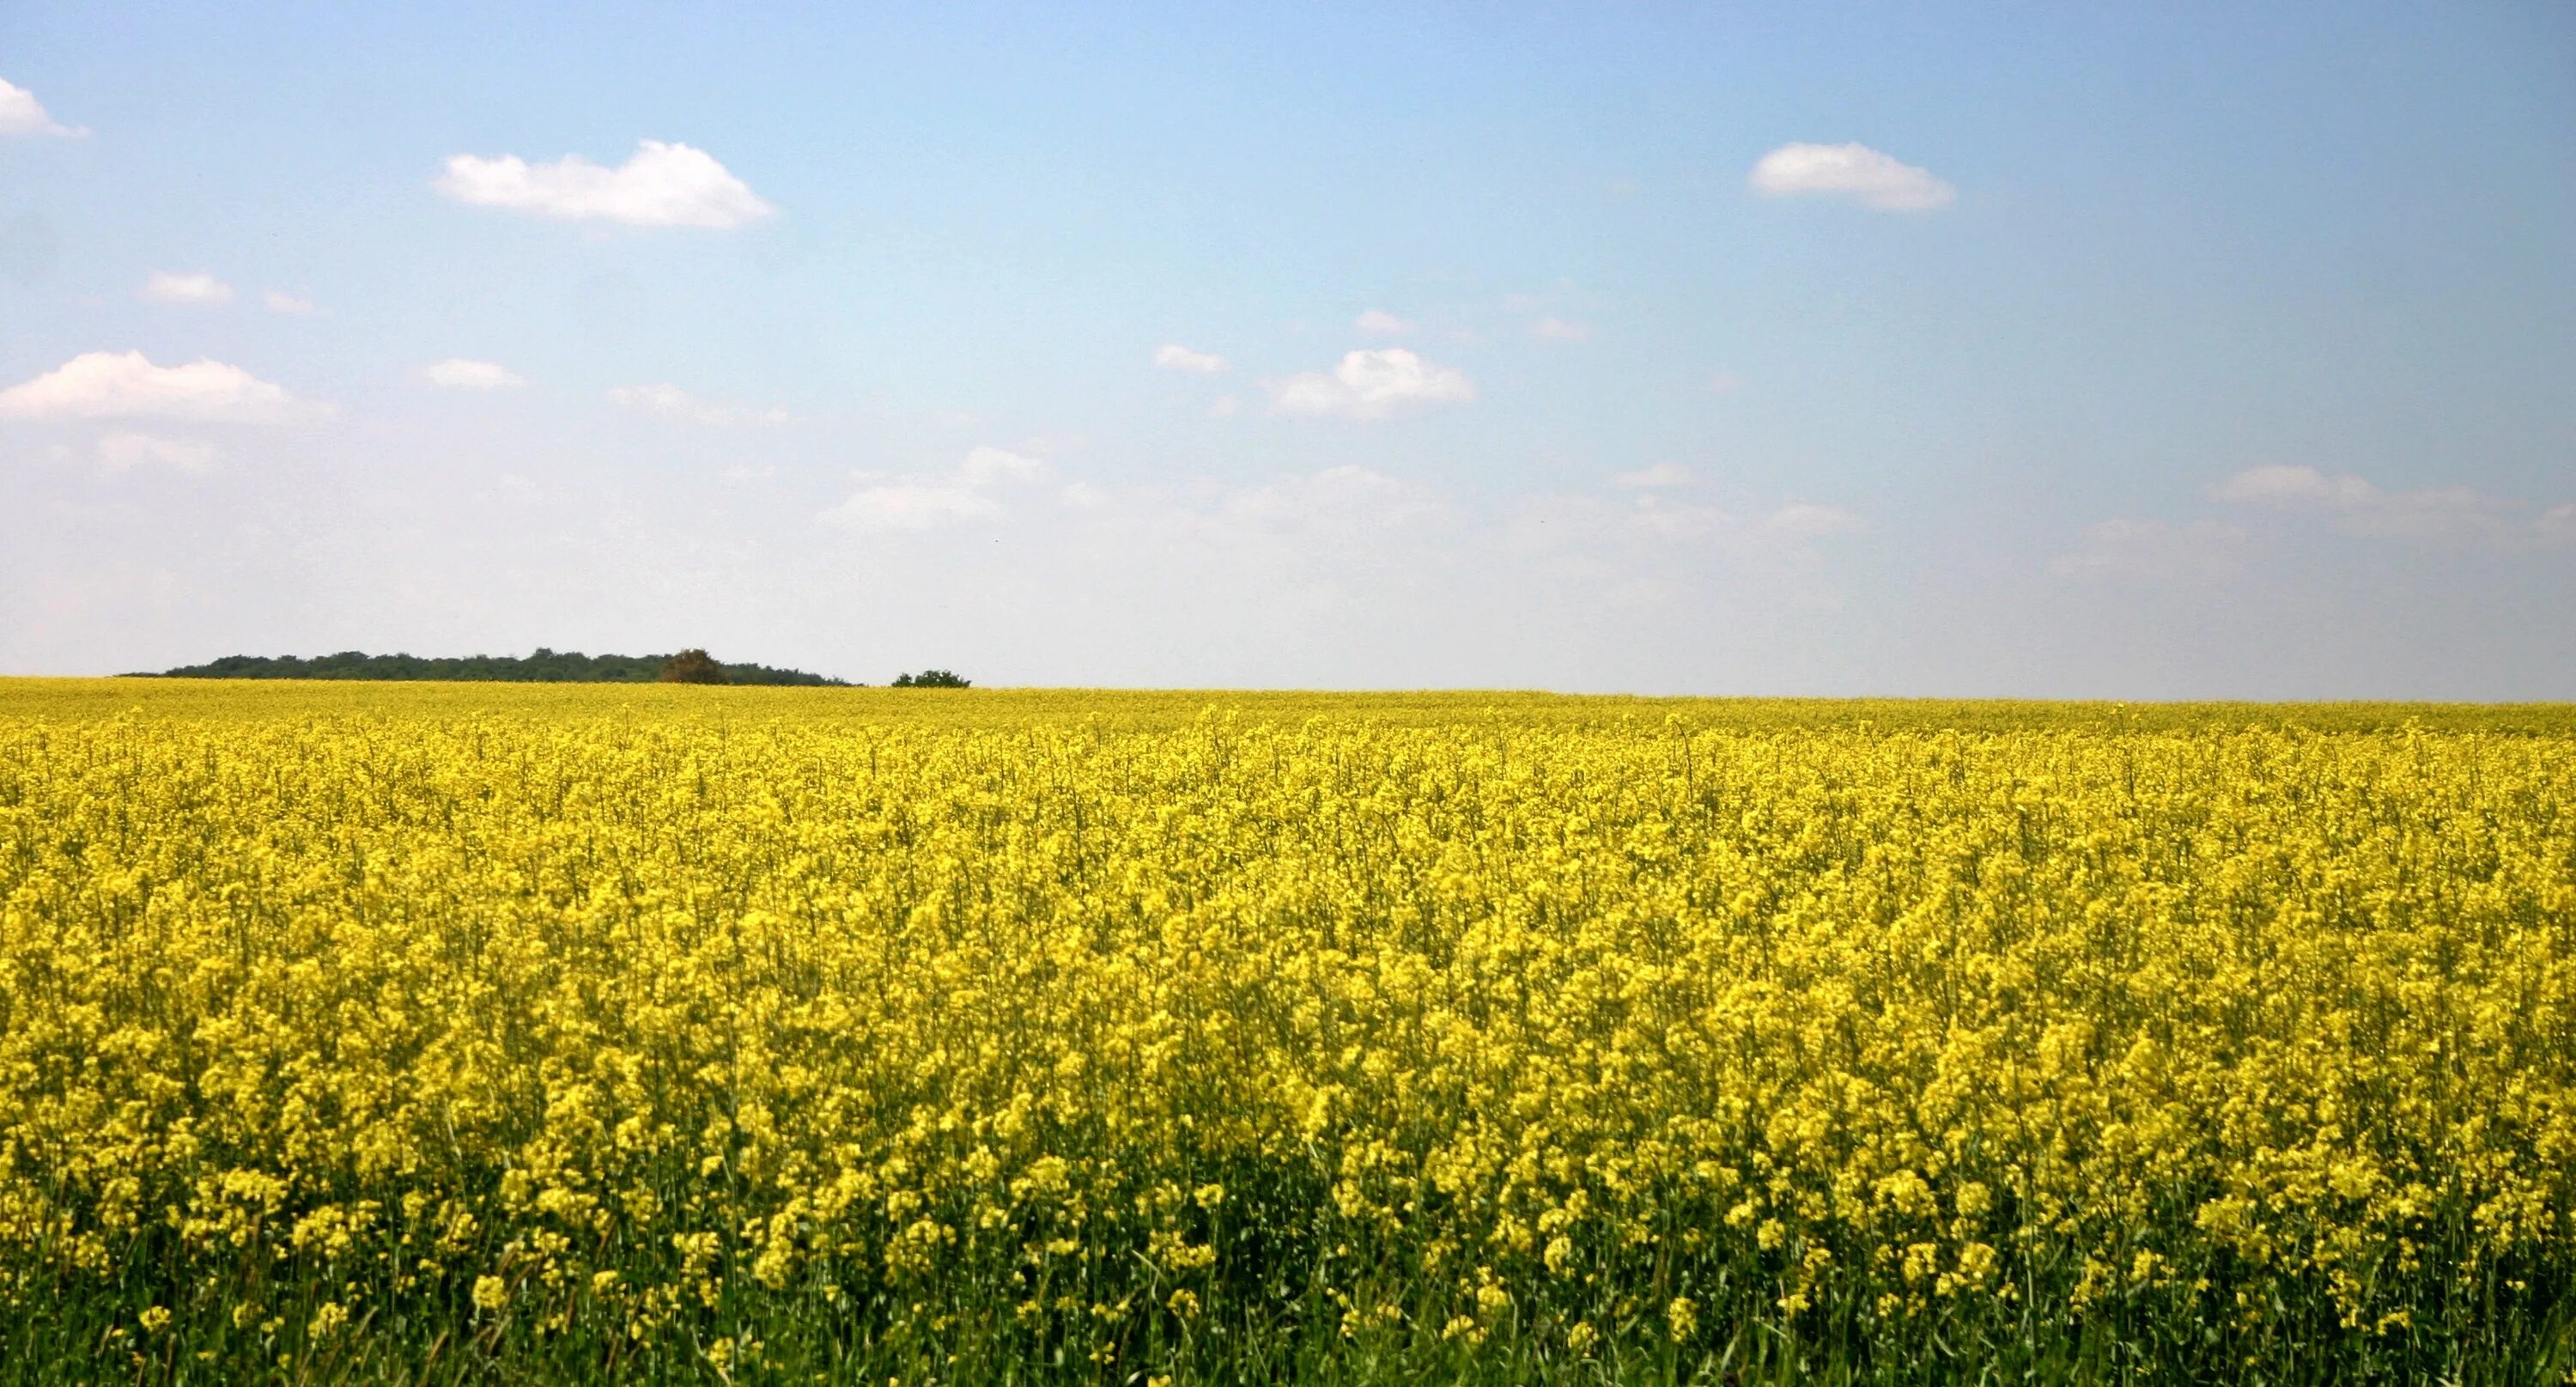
[656,649,730,684]
[891,669,970,688]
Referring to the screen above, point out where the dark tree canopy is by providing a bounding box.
[890,669,971,688]
[137,649,850,686]
[656,649,729,685]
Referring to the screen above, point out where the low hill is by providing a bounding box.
[133,649,850,686]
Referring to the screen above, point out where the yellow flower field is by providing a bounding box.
[2,679,2571,1383]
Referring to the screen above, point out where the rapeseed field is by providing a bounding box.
[2,679,2571,1384]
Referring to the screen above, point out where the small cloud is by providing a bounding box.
[1153,344,1227,374]
[1613,463,1692,490]
[607,382,792,426]
[1355,308,1410,336]
[1530,316,1593,342]
[95,432,219,472]
[818,445,1048,532]
[140,271,234,306]
[421,358,526,391]
[1510,493,1865,568]
[1749,142,1955,211]
[958,445,1045,484]
[2050,518,2248,582]
[264,290,316,314]
[1761,502,1865,539]
[1266,348,1476,421]
[1707,371,1744,394]
[1207,394,1242,418]
[2541,504,2575,546]
[1232,465,1443,531]
[436,139,774,228]
[2209,465,2372,508]
[0,351,295,423]
[720,461,778,483]
[0,78,83,137]
[2211,465,2522,543]
[818,483,999,532]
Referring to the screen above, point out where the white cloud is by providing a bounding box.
[2050,518,2248,582]
[436,140,774,228]
[820,446,1048,532]
[1266,348,1476,421]
[264,290,316,314]
[0,351,295,423]
[1761,502,1865,539]
[422,359,526,391]
[2058,466,2572,579]
[1749,143,1955,211]
[0,78,82,137]
[1708,371,1745,394]
[1207,395,1242,418]
[819,482,1000,532]
[1153,344,1227,374]
[958,445,1045,484]
[607,382,792,426]
[140,271,234,306]
[1498,494,1865,617]
[1531,316,1592,342]
[2208,465,2376,508]
[2211,465,2519,543]
[1230,465,1442,531]
[1355,309,1410,336]
[1613,463,1692,490]
[95,432,220,472]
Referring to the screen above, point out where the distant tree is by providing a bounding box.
[891,669,971,688]
[657,649,730,684]
[141,649,850,685]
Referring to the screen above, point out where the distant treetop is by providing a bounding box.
[655,649,729,684]
[890,669,971,688]
[137,649,852,686]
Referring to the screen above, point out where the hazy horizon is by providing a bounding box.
[5,3,2572,699]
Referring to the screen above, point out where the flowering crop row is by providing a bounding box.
[1,681,2570,1382]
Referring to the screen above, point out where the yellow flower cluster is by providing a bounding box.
[1,679,2571,1379]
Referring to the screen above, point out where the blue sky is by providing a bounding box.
[3,2,2571,694]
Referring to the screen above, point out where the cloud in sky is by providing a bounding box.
[95,432,220,472]
[1501,493,1866,617]
[1230,465,1443,532]
[957,445,1045,484]
[264,290,316,314]
[1530,316,1592,342]
[1266,348,1476,420]
[436,140,774,228]
[421,359,526,391]
[1152,344,1227,374]
[820,446,1047,532]
[1749,143,1955,211]
[2057,465,2573,583]
[0,351,295,423]
[1613,463,1692,490]
[140,271,234,305]
[2211,465,2541,543]
[0,78,82,137]
[818,481,1001,532]
[606,382,792,426]
[1354,309,1409,336]
[2050,518,2249,582]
